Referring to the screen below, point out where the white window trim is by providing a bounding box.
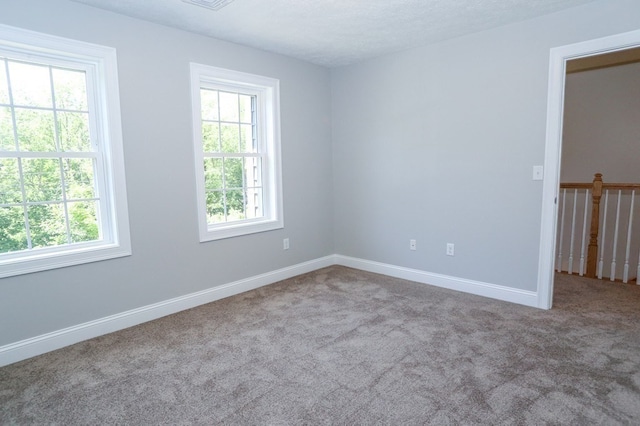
[189,63,283,241]
[0,25,131,278]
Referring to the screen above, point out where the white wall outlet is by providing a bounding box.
[446,243,455,256]
[410,239,416,250]
[533,165,544,181]
[283,238,289,250]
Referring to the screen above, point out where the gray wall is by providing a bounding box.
[562,62,640,183]
[331,0,640,292]
[0,0,334,345]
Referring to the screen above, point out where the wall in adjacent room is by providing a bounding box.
[561,61,640,183]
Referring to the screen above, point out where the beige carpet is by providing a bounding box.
[1,266,639,424]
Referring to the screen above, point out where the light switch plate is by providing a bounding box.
[533,165,544,181]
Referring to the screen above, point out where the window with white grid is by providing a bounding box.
[0,25,130,278]
[190,64,282,241]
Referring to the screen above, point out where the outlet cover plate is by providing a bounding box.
[446,243,455,256]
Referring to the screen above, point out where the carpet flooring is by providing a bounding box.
[1,266,639,424]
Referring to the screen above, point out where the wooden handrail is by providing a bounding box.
[602,183,640,190]
[561,182,640,190]
[560,183,594,189]
[560,174,640,279]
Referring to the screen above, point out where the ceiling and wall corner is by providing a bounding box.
[68,0,601,67]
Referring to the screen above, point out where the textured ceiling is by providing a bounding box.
[70,0,599,67]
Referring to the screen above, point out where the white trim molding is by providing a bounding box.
[1,254,541,367]
[0,255,334,367]
[335,255,538,308]
[538,29,640,310]
[0,24,131,278]
[189,63,283,242]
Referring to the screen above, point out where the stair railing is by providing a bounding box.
[558,173,640,284]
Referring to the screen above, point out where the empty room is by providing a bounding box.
[1,0,640,423]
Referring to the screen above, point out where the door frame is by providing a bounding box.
[537,29,640,309]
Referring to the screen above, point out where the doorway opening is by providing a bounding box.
[537,30,640,309]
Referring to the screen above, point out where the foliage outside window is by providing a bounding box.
[0,25,130,278]
[190,63,283,241]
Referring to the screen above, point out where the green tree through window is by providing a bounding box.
[0,58,99,254]
[200,89,262,224]
[190,63,283,241]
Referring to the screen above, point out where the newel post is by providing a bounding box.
[586,173,603,277]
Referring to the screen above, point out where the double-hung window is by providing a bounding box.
[190,64,283,241]
[0,25,130,278]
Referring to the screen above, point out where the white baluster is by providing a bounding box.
[557,189,567,272]
[622,191,635,283]
[610,190,622,282]
[598,190,609,279]
[636,249,640,286]
[579,189,589,276]
[568,189,578,274]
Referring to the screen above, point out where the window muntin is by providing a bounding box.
[0,57,103,255]
[190,64,282,241]
[201,89,263,223]
[0,25,130,277]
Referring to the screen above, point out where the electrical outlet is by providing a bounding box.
[410,239,416,250]
[283,238,289,250]
[446,243,455,256]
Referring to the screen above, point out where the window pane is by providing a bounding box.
[224,157,243,189]
[245,187,263,219]
[22,158,62,202]
[225,189,245,221]
[0,158,22,204]
[0,26,133,278]
[15,108,56,151]
[239,95,252,123]
[205,190,224,223]
[244,156,262,188]
[191,64,282,241]
[203,158,223,190]
[58,111,91,151]
[219,91,239,122]
[68,200,99,243]
[220,123,240,153]
[240,124,255,153]
[0,206,28,253]
[200,89,219,121]
[52,68,88,111]
[63,158,95,200]
[0,61,8,105]
[9,61,52,108]
[202,122,220,152]
[27,203,67,248]
[0,107,15,151]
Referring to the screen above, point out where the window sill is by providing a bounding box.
[199,217,284,242]
[0,242,132,279]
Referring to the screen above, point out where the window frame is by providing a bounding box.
[189,63,283,241]
[0,24,131,278]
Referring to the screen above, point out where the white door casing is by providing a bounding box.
[537,29,640,309]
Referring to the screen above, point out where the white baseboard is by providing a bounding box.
[0,255,335,367]
[335,255,538,308]
[1,253,540,367]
